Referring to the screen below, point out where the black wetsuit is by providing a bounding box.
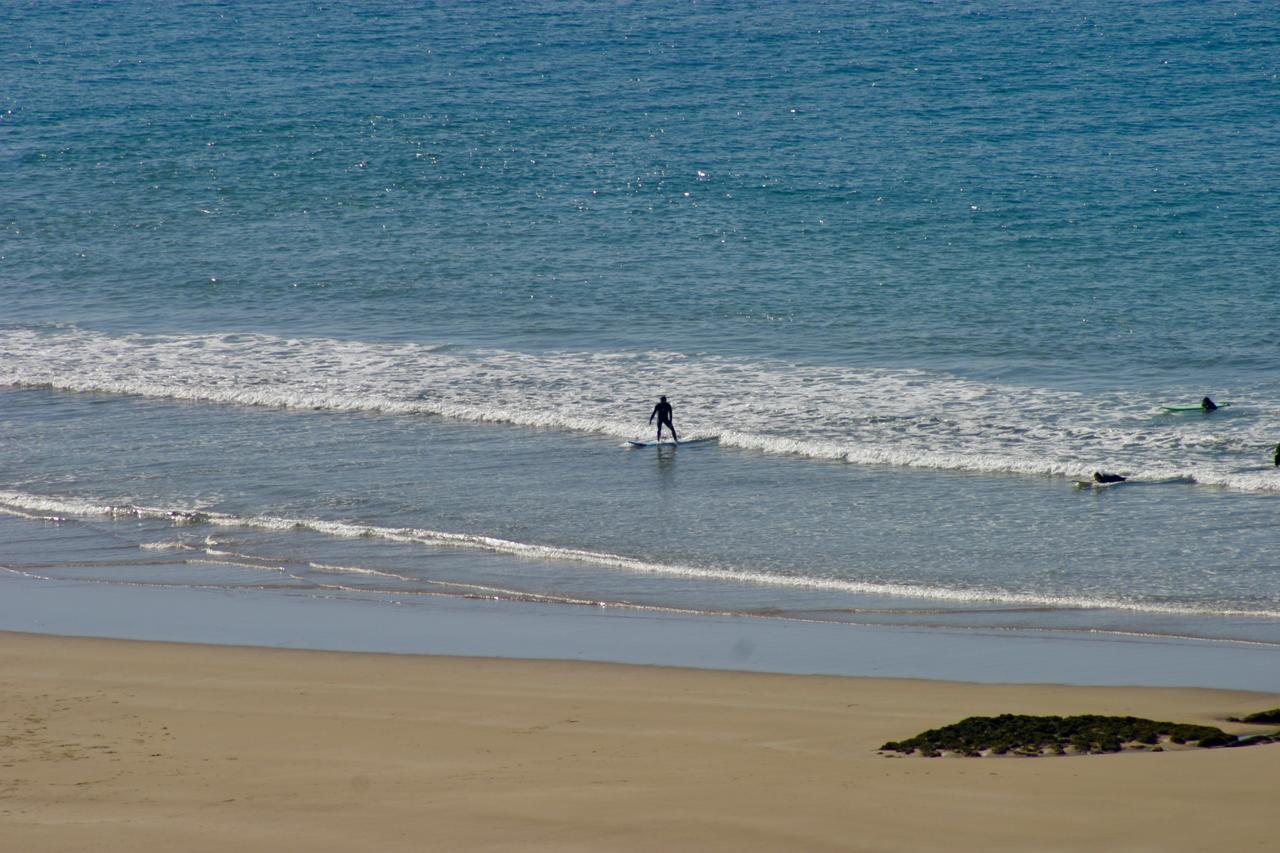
[649,400,677,442]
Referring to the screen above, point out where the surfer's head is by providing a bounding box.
[660,395,667,402]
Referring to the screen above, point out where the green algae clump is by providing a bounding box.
[1238,708,1280,724]
[880,714,1276,757]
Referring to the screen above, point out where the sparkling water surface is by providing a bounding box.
[3,1,1278,652]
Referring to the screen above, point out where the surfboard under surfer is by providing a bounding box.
[649,395,678,443]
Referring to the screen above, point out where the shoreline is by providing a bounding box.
[4,630,1278,852]
[4,568,1280,691]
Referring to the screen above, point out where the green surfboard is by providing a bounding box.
[1161,403,1231,413]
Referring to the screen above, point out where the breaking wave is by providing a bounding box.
[3,326,1278,491]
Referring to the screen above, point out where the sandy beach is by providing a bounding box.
[3,631,1277,852]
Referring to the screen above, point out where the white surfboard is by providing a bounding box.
[625,437,717,448]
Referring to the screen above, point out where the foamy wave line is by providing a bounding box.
[140,541,188,551]
[304,567,654,610]
[2,489,1277,620]
[7,375,640,440]
[6,325,1280,492]
[11,375,1279,492]
[0,507,70,523]
[717,431,1280,491]
[308,561,413,581]
[719,430,1090,478]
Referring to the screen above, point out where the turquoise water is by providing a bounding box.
[3,2,1279,653]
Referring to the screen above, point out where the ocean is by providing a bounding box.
[3,1,1279,673]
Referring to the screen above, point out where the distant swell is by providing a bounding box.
[3,327,1279,492]
[3,489,1278,620]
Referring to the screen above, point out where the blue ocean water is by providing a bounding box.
[3,1,1279,653]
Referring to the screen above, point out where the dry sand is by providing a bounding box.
[2,631,1277,852]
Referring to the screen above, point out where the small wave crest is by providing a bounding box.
[2,488,1277,620]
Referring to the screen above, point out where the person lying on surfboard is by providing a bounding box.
[1093,471,1127,484]
[649,395,678,443]
[1201,396,1218,412]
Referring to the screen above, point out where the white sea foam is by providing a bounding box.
[139,541,193,551]
[2,488,1277,620]
[2,326,1278,491]
[186,557,290,574]
[308,561,413,581]
[0,508,69,523]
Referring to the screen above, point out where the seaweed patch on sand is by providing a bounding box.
[1228,707,1280,724]
[880,714,1279,757]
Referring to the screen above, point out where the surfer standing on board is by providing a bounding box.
[649,395,678,443]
